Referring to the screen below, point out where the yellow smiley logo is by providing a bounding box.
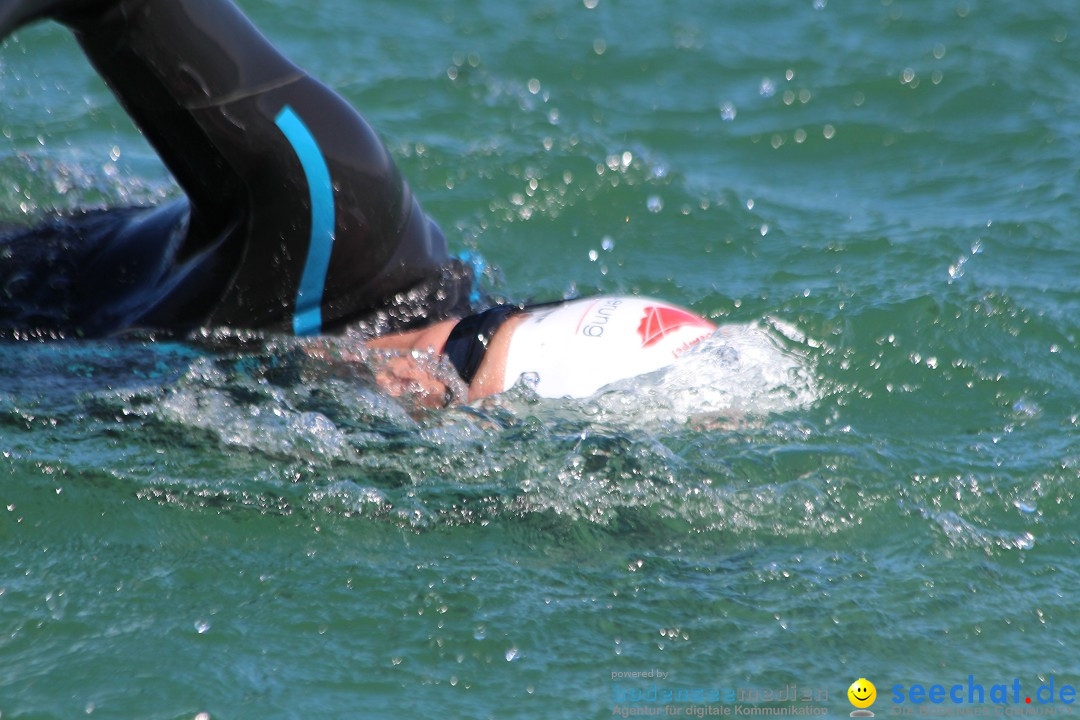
[848,678,877,709]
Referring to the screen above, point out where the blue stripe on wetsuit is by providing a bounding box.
[274,105,335,335]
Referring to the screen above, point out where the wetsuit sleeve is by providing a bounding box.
[64,0,470,335]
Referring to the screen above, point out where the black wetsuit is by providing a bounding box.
[0,0,472,338]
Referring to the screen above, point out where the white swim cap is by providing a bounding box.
[502,296,716,398]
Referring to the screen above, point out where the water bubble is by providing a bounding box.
[720,101,736,121]
[194,619,211,634]
[588,249,599,262]
[1014,500,1037,514]
[1012,398,1041,418]
[759,78,775,97]
[505,647,520,661]
[527,78,541,95]
[583,0,598,7]
[813,0,826,8]
[601,236,614,251]
[646,195,663,213]
[593,38,606,55]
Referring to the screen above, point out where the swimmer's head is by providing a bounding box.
[502,296,716,398]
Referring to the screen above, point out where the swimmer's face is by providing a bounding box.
[848,679,876,709]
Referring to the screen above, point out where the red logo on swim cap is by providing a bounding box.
[637,305,714,347]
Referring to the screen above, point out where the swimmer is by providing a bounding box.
[0,0,717,403]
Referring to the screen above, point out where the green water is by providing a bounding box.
[2,0,1080,718]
